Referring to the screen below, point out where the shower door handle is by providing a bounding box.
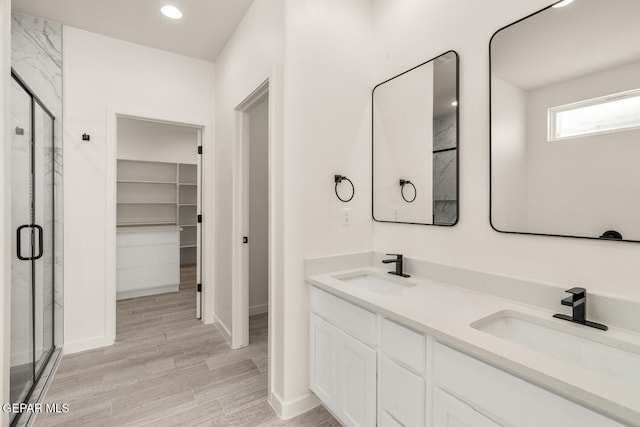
[16,224,31,260]
[16,224,43,260]
[33,224,44,260]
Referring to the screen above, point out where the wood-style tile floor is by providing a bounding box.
[35,265,338,427]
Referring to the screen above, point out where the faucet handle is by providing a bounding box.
[385,253,402,257]
[565,287,586,298]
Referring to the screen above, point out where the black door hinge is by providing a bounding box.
[197,283,202,292]
[197,146,203,155]
[243,236,248,244]
[197,214,202,223]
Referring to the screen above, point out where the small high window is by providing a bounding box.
[548,88,640,141]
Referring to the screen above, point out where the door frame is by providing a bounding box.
[231,78,271,350]
[105,106,214,344]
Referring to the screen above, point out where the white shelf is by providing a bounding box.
[117,160,199,267]
[117,202,176,205]
[117,179,176,185]
[117,221,177,227]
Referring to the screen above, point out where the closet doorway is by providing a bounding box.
[115,118,203,338]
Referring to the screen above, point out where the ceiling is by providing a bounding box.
[12,0,255,61]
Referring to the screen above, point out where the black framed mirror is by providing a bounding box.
[372,50,459,225]
[490,0,640,242]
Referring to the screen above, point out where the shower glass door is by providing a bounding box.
[10,77,34,408]
[10,70,56,425]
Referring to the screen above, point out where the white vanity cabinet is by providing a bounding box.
[309,285,625,427]
[309,288,377,427]
[433,343,625,427]
[379,319,428,427]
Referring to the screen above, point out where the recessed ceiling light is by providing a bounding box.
[552,0,574,8]
[161,5,183,19]
[451,101,458,107]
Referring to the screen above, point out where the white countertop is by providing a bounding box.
[307,266,640,426]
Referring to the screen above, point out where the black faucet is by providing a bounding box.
[382,253,410,278]
[553,287,608,331]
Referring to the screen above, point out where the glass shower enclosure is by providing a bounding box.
[10,69,56,426]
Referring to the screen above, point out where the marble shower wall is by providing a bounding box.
[11,12,63,346]
[433,113,457,225]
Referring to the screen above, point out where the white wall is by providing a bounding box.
[1,0,12,423]
[248,97,269,314]
[63,27,214,353]
[525,60,640,238]
[282,0,374,410]
[372,0,640,302]
[213,0,285,401]
[117,118,198,164]
[491,76,528,231]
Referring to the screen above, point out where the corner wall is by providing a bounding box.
[63,27,215,353]
[372,0,640,301]
[213,0,285,400]
[281,0,374,413]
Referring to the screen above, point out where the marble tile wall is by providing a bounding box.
[11,12,63,347]
[433,113,457,225]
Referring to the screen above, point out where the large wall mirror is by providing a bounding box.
[373,51,459,225]
[490,0,640,242]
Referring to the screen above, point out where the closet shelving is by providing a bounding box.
[117,160,198,265]
[178,164,198,258]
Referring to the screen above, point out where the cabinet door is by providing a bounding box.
[339,331,377,427]
[433,388,501,427]
[310,314,339,414]
[380,357,425,427]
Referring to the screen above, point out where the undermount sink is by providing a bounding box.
[333,272,415,295]
[472,310,640,386]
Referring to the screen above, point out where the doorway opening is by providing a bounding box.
[115,117,203,339]
[232,81,270,351]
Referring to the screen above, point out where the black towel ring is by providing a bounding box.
[400,179,416,203]
[334,175,354,203]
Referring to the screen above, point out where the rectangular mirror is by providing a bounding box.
[373,51,459,225]
[490,0,640,242]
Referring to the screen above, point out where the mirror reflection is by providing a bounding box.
[373,51,459,225]
[490,0,640,242]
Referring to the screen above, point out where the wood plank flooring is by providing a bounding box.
[35,265,338,426]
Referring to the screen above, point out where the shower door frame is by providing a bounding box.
[10,68,56,426]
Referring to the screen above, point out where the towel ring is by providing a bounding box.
[400,179,416,203]
[334,175,354,203]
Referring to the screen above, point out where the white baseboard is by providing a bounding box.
[214,316,232,345]
[116,284,179,300]
[249,303,268,316]
[63,335,113,354]
[269,390,321,420]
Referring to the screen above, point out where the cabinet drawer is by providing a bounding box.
[310,287,377,346]
[433,388,500,427]
[379,411,403,427]
[382,318,425,373]
[380,356,425,427]
[434,343,624,427]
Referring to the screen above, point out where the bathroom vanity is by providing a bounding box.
[306,253,640,427]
